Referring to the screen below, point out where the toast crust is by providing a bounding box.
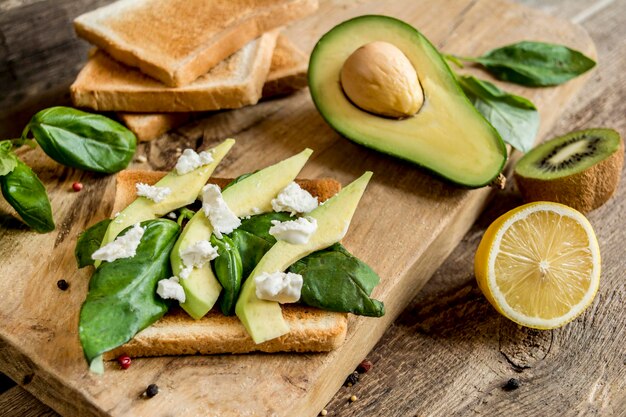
[117,34,308,142]
[71,31,278,112]
[106,169,346,357]
[74,0,318,86]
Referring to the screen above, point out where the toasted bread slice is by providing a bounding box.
[105,169,346,357]
[118,35,308,142]
[74,0,318,87]
[71,30,278,112]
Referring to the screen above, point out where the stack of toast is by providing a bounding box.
[70,0,318,141]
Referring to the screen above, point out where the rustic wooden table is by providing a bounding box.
[0,0,624,415]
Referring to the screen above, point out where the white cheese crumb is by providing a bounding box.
[271,182,318,216]
[180,240,219,268]
[167,212,177,219]
[201,184,241,238]
[156,276,186,303]
[269,217,317,245]
[255,272,303,304]
[179,266,192,280]
[175,148,214,175]
[135,182,172,203]
[91,223,144,263]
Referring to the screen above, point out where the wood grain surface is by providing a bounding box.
[0,0,622,416]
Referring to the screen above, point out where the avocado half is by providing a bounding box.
[308,15,507,188]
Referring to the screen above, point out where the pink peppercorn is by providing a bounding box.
[117,355,131,369]
[72,182,83,192]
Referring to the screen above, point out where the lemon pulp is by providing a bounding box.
[476,202,601,329]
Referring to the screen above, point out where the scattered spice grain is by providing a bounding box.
[117,355,131,370]
[503,378,521,391]
[146,384,159,398]
[357,359,373,373]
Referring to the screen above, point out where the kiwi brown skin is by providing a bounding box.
[515,135,624,214]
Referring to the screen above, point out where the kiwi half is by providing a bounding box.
[514,128,624,213]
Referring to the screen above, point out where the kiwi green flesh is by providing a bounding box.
[515,128,621,180]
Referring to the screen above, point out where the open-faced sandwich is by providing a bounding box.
[75,139,384,372]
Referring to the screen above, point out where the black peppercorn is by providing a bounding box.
[344,371,359,387]
[146,384,159,398]
[503,378,521,391]
[56,279,69,291]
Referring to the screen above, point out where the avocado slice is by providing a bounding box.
[100,139,235,249]
[172,149,313,319]
[236,171,372,343]
[308,15,507,188]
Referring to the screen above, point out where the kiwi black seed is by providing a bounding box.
[514,128,624,213]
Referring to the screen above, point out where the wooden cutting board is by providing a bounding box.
[0,0,595,415]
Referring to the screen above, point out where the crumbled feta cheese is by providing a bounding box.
[269,217,317,245]
[91,223,144,263]
[179,266,192,280]
[156,276,186,303]
[175,148,214,175]
[180,240,218,268]
[201,184,241,238]
[255,272,303,304]
[136,182,172,203]
[271,182,318,216]
[167,212,177,219]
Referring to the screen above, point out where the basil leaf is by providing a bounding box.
[472,41,595,86]
[211,235,243,316]
[0,160,54,233]
[79,219,180,365]
[457,75,539,152]
[75,218,112,268]
[229,229,273,278]
[25,107,136,174]
[289,244,384,317]
[238,212,292,243]
[0,145,17,176]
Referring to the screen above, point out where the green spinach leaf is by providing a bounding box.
[0,160,54,233]
[222,170,259,191]
[211,235,243,316]
[24,107,136,174]
[238,212,292,243]
[457,41,595,86]
[79,219,180,365]
[289,244,384,317]
[75,218,112,268]
[457,75,539,152]
[229,229,273,278]
[227,213,384,317]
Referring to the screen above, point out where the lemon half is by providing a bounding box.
[475,202,601,329]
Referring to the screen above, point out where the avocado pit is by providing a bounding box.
[340,41,424,119]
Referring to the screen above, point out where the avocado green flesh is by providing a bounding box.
[173,149,313,319]
[515,128,621,180]
[100,139,235,248]
[308,16,506,187]
[236,172,372,344]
